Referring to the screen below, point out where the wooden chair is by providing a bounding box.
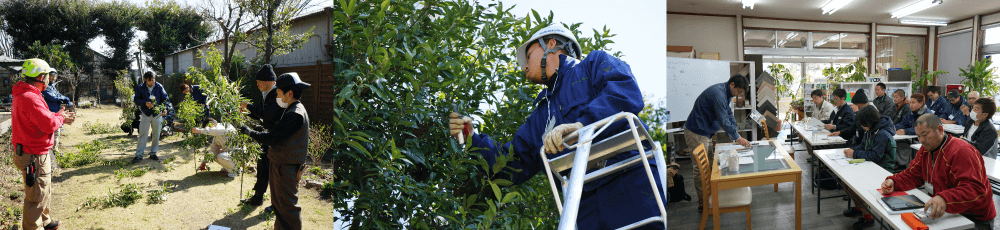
[695,144,753,230]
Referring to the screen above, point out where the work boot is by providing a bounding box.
[131,156,142,164]
[852,217,874,229]
[843,207,862,217]
[264,206,275,214]
[149,153,159,161]
[241,197,263,206]
[43,220,60,230]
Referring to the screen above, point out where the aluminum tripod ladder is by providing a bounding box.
[540,112,668,230]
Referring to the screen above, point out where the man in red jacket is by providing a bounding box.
[11,59,75,230]
[882,113,995,229]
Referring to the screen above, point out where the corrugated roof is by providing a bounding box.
[164,7,331,57]
[0,56,23,63]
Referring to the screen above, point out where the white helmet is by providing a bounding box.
[515,24,582,70]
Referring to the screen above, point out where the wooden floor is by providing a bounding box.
[667,129,1000,230]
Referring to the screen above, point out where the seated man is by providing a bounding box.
[842,89,875,145]
[842,105,898,228]
[884,89,910,126]
[961,98,999,158]
[810,89,836,122]
[968,91,981,105]
[883,113,996,229]
[191,119,239,177]
[897,93,933,135]
[824,89,856,142]
[926,86,952,118]
[941,90,971,126]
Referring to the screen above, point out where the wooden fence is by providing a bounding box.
[273,62,335,125]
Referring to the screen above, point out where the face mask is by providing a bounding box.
[277,95,289,108]
[971,111,979,121]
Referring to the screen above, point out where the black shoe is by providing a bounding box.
[43,220,60,230]
[852,217,874,229]
[264,206,275,214]
[149,153,159,161]
[131,156,142,164]
[843,208,862,217]
[241,197,263,206]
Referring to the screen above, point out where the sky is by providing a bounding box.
[501,0,667,103]
[87,0,334,71]
[90,0,665,104]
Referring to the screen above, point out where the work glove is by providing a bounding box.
[448,112,473,142]
[239,126,251,135]
[543,122,583,154]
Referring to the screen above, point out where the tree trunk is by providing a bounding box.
[264,0,277,64]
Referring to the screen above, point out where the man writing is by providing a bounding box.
[882,114,996,229]
[941,90,971,126]
[824,89,856,142]
[926,86,951,118]
[448,24,664,228]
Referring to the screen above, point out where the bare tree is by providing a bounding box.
[200,0,258,74]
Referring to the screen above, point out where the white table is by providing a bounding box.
[942,124,964,135]
[790,123,848,147]
[815,149,974,230]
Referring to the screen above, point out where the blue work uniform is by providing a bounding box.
[683,83,740,141]
[896,106,932,135]
[927,95,951,119]
[188,85,210,118]
[830,103,856,141]
[946,96,971,126]
[41,83,71,113]
[469,51,664,229]
[134,82,170,116]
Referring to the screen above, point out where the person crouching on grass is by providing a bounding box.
[191,118,240,177]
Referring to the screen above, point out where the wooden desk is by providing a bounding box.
[711,140,802,230]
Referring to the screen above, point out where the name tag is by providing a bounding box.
[949,115,955,120]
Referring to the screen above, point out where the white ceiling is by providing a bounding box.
[668,0,1000,25]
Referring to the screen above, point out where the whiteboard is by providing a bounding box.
[667,57,731,122]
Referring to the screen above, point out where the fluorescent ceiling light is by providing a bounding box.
[891,0,943,18]
[814,34,845,47]
[742,0,758,9]
[899,18,949,26]
[822,0,855,14]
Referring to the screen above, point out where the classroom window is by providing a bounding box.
[812,33,842,49]
[744,29,777,48]
[874,35,925,77]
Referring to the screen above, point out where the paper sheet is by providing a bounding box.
[805,117,825,128]
[739,156,754,165]
[716,144,746,151]
[828,153,865,167]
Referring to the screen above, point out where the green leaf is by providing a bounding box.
[502,191,520,203]
[344,140,369,155]
[493,179,513,186]
[489,181,502,201]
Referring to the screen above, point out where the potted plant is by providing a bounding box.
[960,58,1000,97]
[790,99,805,121]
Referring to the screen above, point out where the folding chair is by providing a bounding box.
[539,112,668,230]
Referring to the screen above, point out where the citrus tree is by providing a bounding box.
[325,0,622,228]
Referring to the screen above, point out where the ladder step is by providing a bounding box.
[549,129,649,173]
[583,149,655,184]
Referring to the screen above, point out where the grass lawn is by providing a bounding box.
[1,106,333,229]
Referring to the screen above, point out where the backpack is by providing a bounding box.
[668,173,692,203]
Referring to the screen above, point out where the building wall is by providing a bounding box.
[165,12,331,75]
[667,14,739,61]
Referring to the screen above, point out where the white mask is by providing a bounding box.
[971,111,979,121]
[277,96,289,108]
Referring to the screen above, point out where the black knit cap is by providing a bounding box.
[256,64,276,81]
[852,88,868,104]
